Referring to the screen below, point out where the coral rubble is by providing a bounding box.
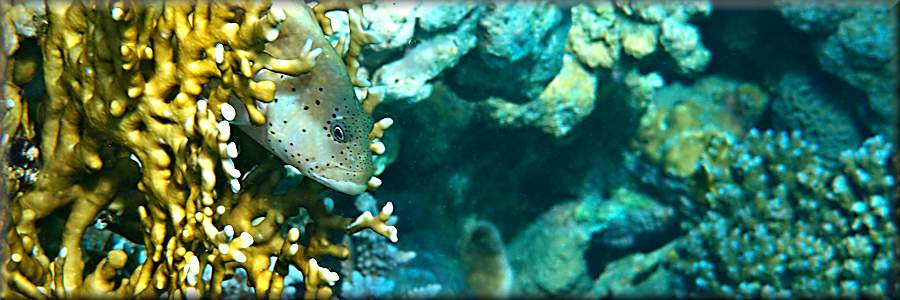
[1,1,399,298]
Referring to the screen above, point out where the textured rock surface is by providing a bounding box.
[448,1,566,101]
[776,3,897,138]
[769,71,863,161]
[486,54,598,137]
[776,0,854,34]
[371,16,478,104]
[507,202,595,295]
[815,8,897,136]
[507,187,677,297]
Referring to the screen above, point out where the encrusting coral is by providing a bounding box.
[1,0,400,298]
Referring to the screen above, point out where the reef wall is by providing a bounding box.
[341,0,897,298]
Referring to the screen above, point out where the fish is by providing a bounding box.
[230,2,374,195]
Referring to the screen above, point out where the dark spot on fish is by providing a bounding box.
[315,100,320,105]
[283,120,287,124]
[269,131,275,134]
[290,143,294,146]
[291,88,296,92]
[304,106,309,110]
[322,126,327,131]
[302,129,307,133]
[332,114,336,118]
[335,108,340,112]
[274,98,278,103]
[318,87,324,92]
[278,139,282,143]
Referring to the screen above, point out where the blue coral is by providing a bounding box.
[672,130,896,297]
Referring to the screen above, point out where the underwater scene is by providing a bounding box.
[0,0,897,298]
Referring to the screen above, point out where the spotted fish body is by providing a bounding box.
[232,3,374,195]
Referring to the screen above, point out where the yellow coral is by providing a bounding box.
[634,101,735,179]
[1,1,396,298]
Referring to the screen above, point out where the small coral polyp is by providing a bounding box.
[1,1,397,298]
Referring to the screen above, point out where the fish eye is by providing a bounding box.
[332,123,346,142]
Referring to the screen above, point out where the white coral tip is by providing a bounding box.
[265,28,280,42]
[302,38,313,53]
[309,258,340,285]
[223,225,235,240]
[217,120,231,139]
[221,102,236,121]
[226,142,239,158]
[386,226,398,243]
[231,250,247,263]
[382,201,394,216]
[310,47,323,59]
[348,211,374,229]
[370,141,385,155]
[239,232,255,248]
[378,117,394,129]
[368,176,382,190]
[288,228,300,242]
[272,8,287,22]
[214,43,225,64]
[111,7,124,20]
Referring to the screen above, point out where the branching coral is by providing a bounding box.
[671,130,896,297]
[629,74,896,296]
[2,0,399,298]
[339,192,428,298]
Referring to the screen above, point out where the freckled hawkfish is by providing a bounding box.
[230,2,374,195]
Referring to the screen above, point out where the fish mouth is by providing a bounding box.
[305,164,369,195]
